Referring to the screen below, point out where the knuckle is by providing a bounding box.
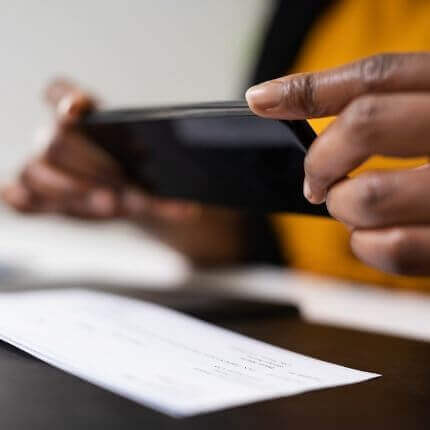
[355,173,388,214]
[326,174,388,226]
[343,96,381,145]
[359,53,397,91]
[346,96,379,128]
[383,229,415,273]
[286,73,323,117]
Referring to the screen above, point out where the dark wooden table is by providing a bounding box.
[0,288,429,429]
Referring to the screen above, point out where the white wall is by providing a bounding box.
[0,0,273,180]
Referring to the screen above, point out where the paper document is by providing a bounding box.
[0,289,379,417]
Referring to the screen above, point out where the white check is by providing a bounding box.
[0,289,379,417]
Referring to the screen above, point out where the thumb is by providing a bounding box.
[45,78,95,124]
[246,53,430,120]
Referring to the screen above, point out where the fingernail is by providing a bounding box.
[246,81,284,110]
[303,177,312,201]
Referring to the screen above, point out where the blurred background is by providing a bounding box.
[0,0,274,286]
[0,0,273,180]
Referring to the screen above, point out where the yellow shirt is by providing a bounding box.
[274,0,430,290]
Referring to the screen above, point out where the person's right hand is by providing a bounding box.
[246,52,430,275]
[1,79,247,265]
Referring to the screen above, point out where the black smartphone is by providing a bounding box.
[79,101,328,216]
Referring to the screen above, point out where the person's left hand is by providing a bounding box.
[246,52,430,276]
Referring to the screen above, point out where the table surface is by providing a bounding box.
[0,292,429,430]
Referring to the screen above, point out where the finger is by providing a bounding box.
[2,177,120,219]
[42,188,120,219]
[246,52,430,119]
[119,188,149,217]
[303,93,430,203]
[1,180,74,214]
[18,152,123,217]
[120,188,201,222]
[18,188,120,219]
[1,182,38,212]
[45,78,95,123]
[351,226,430,276]
[327,165,430,228]
[45,128,124,186]
[20,158,93,199]
[19,158,121,218]
[66,188,119,218]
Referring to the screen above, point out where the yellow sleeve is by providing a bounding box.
[274,0,430,294]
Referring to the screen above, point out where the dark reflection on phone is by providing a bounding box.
[81,107,328,216]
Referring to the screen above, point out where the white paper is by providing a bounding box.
[0,209,189,286]
[0,289,379,417]
[194,267,430,342]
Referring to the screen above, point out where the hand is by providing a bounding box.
[1,79,201,221]
[1,79,247,265]
[247,52,430,276]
